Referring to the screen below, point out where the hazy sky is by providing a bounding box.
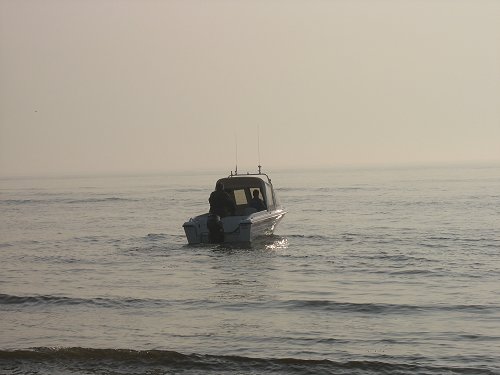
[1,0,499,176]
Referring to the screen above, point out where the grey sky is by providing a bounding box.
[1,0,499,176]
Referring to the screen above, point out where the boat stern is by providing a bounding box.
[183,216,210,244]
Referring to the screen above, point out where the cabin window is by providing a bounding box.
[233,189,248,205]
[264,184,275,210]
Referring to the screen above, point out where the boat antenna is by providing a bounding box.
[257,125,262,174]
[235,134,238,175]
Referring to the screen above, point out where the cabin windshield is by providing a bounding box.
[226,186,266,215]
[233,189,247,205]
[264,183,275,210]
[217,176,269,215]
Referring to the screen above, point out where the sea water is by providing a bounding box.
[1,164,499,374]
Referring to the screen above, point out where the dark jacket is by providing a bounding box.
[209,190,236,217]
[249,197,266,211]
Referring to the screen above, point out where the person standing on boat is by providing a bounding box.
[249,189,266,212]
[209,182,236,217]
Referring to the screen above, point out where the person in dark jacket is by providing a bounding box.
[249,189,266,211]
[209,182,236,217]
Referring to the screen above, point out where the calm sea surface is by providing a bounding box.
[1,165,499,374]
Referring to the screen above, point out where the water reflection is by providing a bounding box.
[203,236,289,345]
[211,235,289,252]
[208,235,288,302]
[263,236,288,251]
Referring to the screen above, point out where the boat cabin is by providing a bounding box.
[216,175,279,216]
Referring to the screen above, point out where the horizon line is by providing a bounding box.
[1,159,499,180]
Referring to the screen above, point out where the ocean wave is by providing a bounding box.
[286,234,333,241]
[0,347,496,375]
[280,300,498,315]
[174,188,208,193]
[2,293,498,316]
[388,269,436,275]
[66,197,138,204]
[0,294,167,309]
[0,294,226,311]
[0,199,45,205]
[145,233,169,240]
[278,186,373,193]
[0,197,138,206]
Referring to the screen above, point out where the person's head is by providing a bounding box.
[216,181,224,191]
[253,189,260,198]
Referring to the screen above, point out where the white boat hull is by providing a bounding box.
[183,209,286,244]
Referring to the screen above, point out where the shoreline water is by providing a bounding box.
[1,164,499,374]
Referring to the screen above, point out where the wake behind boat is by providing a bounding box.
[183,167,286,244]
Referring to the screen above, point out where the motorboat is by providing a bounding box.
[183,167,286,244]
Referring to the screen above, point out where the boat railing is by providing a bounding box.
[229,166,272,184]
